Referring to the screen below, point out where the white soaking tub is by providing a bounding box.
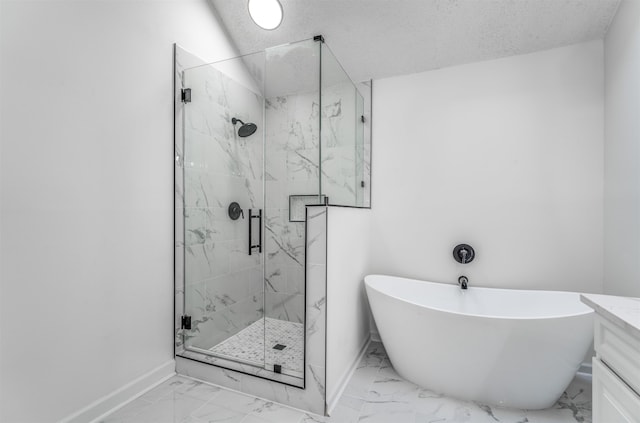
[364,274,594,410]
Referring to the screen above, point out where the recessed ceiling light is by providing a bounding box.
[248,0,283,30]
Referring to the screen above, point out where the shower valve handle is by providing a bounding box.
[453,244,475,264]
[228,202,244,220]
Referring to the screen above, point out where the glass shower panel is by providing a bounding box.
[262,39,320,378]
[320,43,362,206]
[182,51,266,368]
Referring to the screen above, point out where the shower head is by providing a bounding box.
[231,117,257,138]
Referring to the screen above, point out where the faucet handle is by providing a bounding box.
[453,244,475,264]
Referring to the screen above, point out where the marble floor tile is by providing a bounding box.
[247,401,307,423]
[212,389,269,414]
[357,409,414,423]
[142,376,223,403]
[300,413,330,423]
[100,342,592,423]
[337,394,365,413]
[358,344,387,369]
[341,365,380,401]
[190,402,246,422]
[98,398,154,423]
[101,392,208,423]
[180,417,207,423]
[241,415,278,423]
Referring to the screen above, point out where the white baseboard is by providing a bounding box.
[58,360,176,423]
[326,336,371,415]
[578,362,593,375]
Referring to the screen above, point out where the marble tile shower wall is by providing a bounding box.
[264,92,318,325]
[321,81,360,207]
[175,205,328,414]
[182,63,265,350]
[263,82,357,324]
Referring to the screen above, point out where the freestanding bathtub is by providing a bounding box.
[364,274,594,410]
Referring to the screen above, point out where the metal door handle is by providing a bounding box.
[248,209,262,255]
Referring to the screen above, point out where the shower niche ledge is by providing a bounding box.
[174,37,371,415]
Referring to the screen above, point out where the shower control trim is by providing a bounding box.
[228,202,244,220]
[453,244,475,264]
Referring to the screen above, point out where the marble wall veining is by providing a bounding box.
[264,91,319,325]
[104,343,593,423]
[175,204,329,414]
[178,48,265,352]
[175,40,369,414]
[263,79,367,323]
[321,82,360,207]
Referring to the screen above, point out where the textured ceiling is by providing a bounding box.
[209,0,620,83]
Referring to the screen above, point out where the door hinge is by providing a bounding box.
[361,115,365,123]
[181,315,192,330]
[181,88,191,103]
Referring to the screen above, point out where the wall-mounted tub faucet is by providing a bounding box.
[458,276,468,290]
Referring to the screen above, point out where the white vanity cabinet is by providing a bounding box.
[582,294,640,423]
[593,359,639,422]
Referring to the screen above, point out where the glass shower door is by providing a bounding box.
[177,39,322,383]
[181,53,267,369]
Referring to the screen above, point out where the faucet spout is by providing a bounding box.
[458,275,468,290]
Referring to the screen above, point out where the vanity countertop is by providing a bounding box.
[581,293,640,340]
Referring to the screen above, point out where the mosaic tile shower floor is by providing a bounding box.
[101,342,591,423]
[209,317,304,375]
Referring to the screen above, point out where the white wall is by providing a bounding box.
[371,41,604,294]
[0,1,237,421]
[604,0,640,298]
[325,206,372,410]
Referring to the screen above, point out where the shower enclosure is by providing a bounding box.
[174,37,371,389]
